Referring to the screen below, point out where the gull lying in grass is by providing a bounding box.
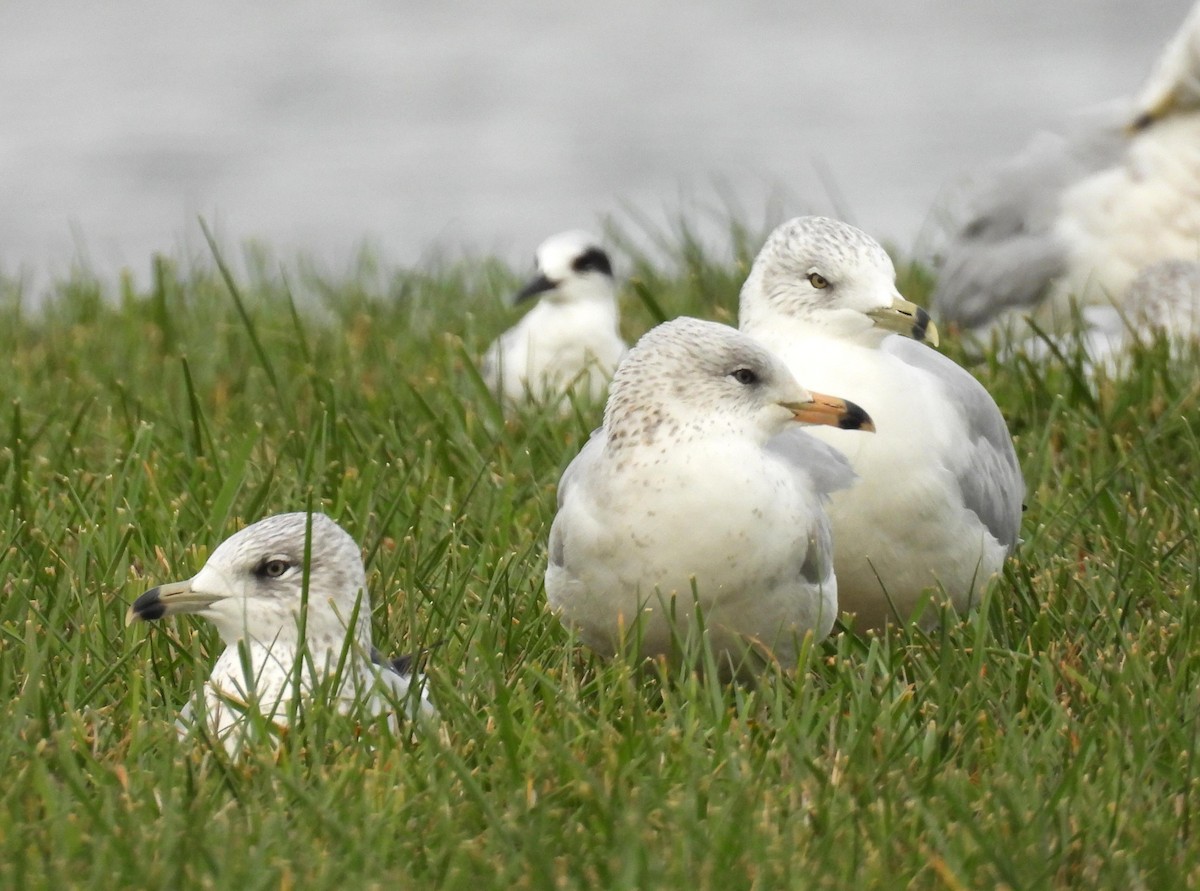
[481,231,627,409]
[1010,259,1200,372]
[127,512,434,754]
[740,216,1024,630]
[545,316,874,670]
[932,1,1200,342]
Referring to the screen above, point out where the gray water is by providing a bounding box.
[0,1,1191,285]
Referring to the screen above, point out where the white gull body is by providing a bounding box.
[482,230,627,409]
[545,316,873,669]
[128,512,434,753]
[740,217,1024,630]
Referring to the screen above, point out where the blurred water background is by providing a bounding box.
[0,1,1190,286]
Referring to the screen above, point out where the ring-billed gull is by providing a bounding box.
[933,2,1200,340]
[545,316,874,670]
[740,216,1024,630]
[482,231,627,409]
[127,512,434,753]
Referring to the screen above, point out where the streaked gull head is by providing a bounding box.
[603,316,873,449]
[128,512,371,655]
[739,216,937,345]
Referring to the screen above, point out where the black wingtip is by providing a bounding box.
[380,639,448,677]
[389,653,416,676]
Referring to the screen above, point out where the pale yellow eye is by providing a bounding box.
[808,272,829,289]
[259,559,290,579]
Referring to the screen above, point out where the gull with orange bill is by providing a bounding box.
[544,316,873,671]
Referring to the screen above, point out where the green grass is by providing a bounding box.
[1,226,1198,890]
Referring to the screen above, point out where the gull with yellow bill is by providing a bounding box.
[127,512,434,754]
[739,216,1024,630]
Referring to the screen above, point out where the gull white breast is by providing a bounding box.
[127,512,433,753]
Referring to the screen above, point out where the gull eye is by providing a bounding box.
[808,272,829,289]
[258,559,291,579]
[730,367,760,386]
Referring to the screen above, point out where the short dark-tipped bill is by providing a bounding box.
[1127,88,1178,133]
[125,578,222,626]
[513,273,558,304]
[866,298,940,346]
[782,393,875,432]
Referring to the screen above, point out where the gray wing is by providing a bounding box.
[555,427,606,510]
[932,107,1128,330]
[763,427,858,499]
[763,429,849,591]
[548,428,607,570]
[885,338,1025,551]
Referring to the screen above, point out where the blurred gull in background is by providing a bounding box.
[0,3,1189,286]
[1011,258,1200,373]
[482,231,626,410]
[933,2,1200,345]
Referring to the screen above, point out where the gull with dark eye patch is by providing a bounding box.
[545,316,874,671]
[126,512,435,754]
[739,216,1024,631]
[481,230,627,412]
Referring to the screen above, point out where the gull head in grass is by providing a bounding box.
[127,512,434,754]
[546,316,873,672]
[481,230,627,409]
[739,216,1024,631]
[738,215,938,347]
